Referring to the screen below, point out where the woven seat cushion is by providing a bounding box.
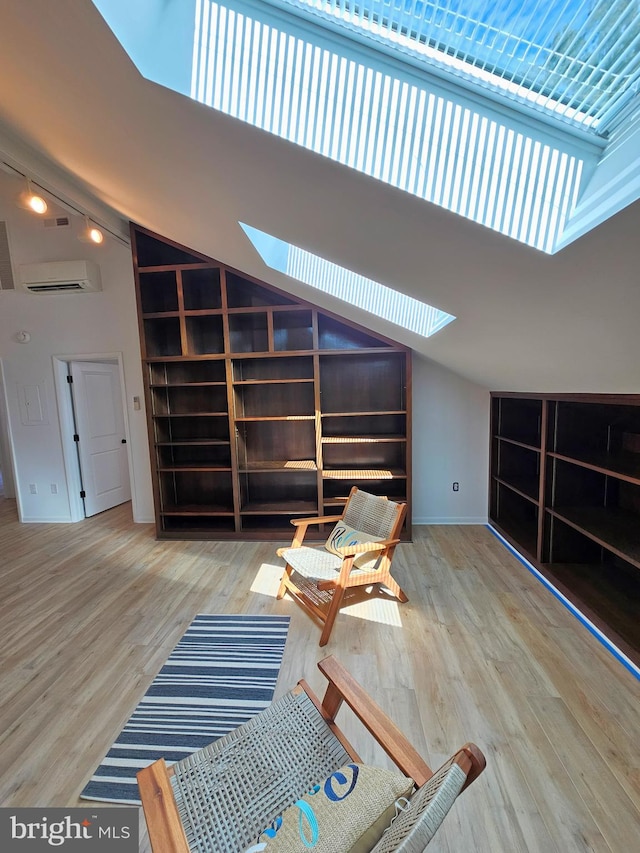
[280,546,345,581]
[250,763,414,853]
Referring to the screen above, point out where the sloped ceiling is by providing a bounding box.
[0,0,639,393]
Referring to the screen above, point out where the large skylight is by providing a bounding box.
[93,0,640,253]
[240,222,455,338]
[188,0,590,252]
[281,0,640,135]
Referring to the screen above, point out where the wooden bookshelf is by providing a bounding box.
[490,392,640,664]
[132,224,412,540]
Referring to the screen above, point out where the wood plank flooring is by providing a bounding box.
[0,497,638,852]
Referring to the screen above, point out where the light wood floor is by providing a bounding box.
[1,497,639,852]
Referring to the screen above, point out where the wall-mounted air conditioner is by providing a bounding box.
[19,259,102,293]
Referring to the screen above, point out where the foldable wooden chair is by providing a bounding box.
[276,487,408,645]
[138,655,486,853]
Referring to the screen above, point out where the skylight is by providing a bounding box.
[240,222,455,337]
[189,0,590,252]
[93,0,640,252]
[282,0,640,135]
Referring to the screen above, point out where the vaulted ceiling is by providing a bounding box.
[1,0,639,393]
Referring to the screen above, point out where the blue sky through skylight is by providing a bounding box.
[240,222,455,338]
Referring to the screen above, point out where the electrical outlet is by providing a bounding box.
[29,483,37,494]
[50,484,58,494]
[452,481,459,492]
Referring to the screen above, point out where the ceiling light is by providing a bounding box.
[19,179,48,215]
[79,216,104,245]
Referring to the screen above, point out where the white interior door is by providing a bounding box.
[70,361,131,517]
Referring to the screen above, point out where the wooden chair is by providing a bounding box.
[276,487,408,645]
[138,655,486,853]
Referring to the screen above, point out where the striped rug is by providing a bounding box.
[80,613,290,804]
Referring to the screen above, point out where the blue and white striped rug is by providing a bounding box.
[80,613,290,804]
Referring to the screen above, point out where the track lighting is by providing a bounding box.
[4,160,127,246]
[79,215,104,245]
[19,179,48,215]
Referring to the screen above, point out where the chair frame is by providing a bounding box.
[276,487,409,645]
[137,656,485,853]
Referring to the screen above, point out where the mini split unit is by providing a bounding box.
[19,259,102,293]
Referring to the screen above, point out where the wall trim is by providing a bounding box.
[0,358,18,502]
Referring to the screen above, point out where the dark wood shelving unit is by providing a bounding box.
[132,224,411,540]
[490,392,640,665]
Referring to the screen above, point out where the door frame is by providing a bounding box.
[0,358,17,500]
[53,352,135,522]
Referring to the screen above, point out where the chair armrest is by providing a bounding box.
[315,656,433,787]
[332,538,400,557]
[291,514,342,526]
[278,515,343,551]
[457,743,486,791]
[137,758,190,853]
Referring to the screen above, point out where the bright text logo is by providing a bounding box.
[0,809,137,852]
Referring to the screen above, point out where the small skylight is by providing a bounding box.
[240,222,455,338]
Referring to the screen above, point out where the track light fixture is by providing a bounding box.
[19,178,48,215]
[79,215,104,245]
[4,160,127,246]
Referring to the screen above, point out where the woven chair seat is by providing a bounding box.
[279,546,343,579]
[280,546,374,580]
[137,656,486,853]
[168,689,466,853]
[168,687,352,853]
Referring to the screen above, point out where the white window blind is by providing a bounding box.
[192,0,587,252]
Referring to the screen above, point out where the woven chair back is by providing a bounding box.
[343,489,403,539]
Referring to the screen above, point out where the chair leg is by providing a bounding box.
[277,564,292,600]
[319,584,346,646]
[381,573,409,603]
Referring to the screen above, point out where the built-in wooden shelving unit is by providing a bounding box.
[490,393,640,665]
[132,225,411,540]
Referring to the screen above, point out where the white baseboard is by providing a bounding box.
[19,513,156,524]
[20,515,74,523]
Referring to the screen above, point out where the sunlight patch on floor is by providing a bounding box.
[251,564,402,627]
[251,562,286,597]
[339,595,402,627]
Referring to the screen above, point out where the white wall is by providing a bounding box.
[411,354,489,524]
[0,184,154,523]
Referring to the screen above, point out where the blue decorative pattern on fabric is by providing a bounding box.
[251,763,413,853]
[324,764,359,801]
